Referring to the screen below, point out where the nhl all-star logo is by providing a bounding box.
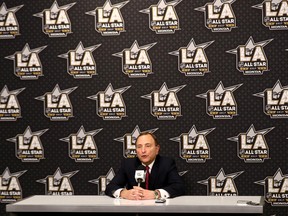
[37,167,78,195]
[0,3,23,39]
[254,80,288,118]
[253,0,288,30]
[60,126,102,162]
[227,124,273,163]
[33,1,76,37]
[35,84,77,121]
[195,0,237,32]
[89,168,115,195]
[198,168,243,196]
[87,83,130,120]
[114,125,158,158]
[86,0,129,36]
[0,167,26,203]
[255,168,288,206]
[58,41,101,79]
[113,40,156,78]
[169,38,214,76]
[227,36,273,75]
[170,125,214,163]
[6,43,47,80]
[197,81,242,119]
[141,82,185,120]
[0,85,25,121]
[140,0,182,34]
[7,126,48,162]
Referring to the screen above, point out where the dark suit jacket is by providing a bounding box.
[105,155,185,198]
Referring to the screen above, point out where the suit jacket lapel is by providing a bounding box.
[149,155,160,189]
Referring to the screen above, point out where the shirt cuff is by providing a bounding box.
[158,189,170,199]
[113,188,123,198]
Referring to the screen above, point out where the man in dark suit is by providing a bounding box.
[105,132,185,200]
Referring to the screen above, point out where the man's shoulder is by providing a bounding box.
[157,155,175,163]
[122,157,140,166]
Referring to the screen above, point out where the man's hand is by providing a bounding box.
[120,186,155,200]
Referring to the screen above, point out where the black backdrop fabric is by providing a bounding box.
[0,0,288,215]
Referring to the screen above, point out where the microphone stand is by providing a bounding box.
[136,180,142,216]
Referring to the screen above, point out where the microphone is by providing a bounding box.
[134,165,146,187]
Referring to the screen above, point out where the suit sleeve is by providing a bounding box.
[105,159,137,197]
[160,158,185,198]
[105,159,127,197]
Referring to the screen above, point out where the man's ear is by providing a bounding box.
[156,145,160,151]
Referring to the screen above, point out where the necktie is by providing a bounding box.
[145,166,150,189]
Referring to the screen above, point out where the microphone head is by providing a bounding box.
[135,165,146,183]
[137,165,146,171]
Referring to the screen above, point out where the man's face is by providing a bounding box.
[136,134,160,165]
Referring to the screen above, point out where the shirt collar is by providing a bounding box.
[142,160,155,170]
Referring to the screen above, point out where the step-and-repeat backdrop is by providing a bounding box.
[1,0,288,215]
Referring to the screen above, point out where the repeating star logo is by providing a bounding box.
[197,81,242,119]
[58,41,101,78]
[253,80,288,118]
[178,170,189,177]
[195,0,236,12]
[140,0,182,34]
[37,167,78,195]
[1,168,27,181]
[86,0,129,36]
[35,84,77,121]
[113,40,156,78]
[0,3,23,18]
[198,168,243,196]
[141,82,186,120]
[6,43,47,79]
[89,168,115,195]
[87,83,130,120]
[60,125,102,162]
[252,0,288,30]
[227,36,273,75]
[97,84,129,99]
[255,168,288,206]
[1,86,25,102]
[33,1,76,37]
[0,85,25,121]
[169,38,214,76]
[228,124,273,163]
[114,125,158,158]
[195,0,237,32]
[0,167,26,203]
[7,126,48,162]
[0,2,23,39]
[170,125,215,163]
[141,0,182,12]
